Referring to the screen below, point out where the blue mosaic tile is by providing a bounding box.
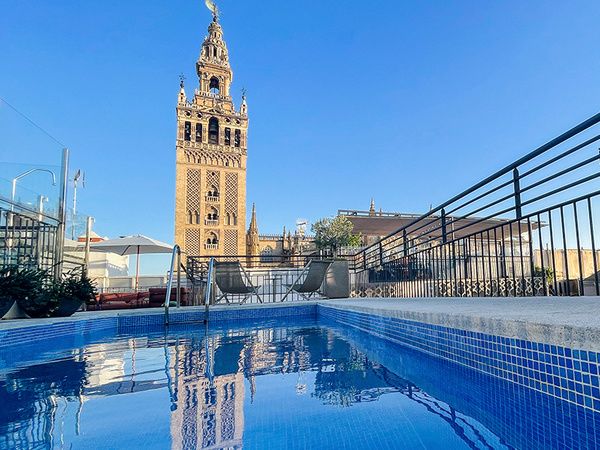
[0,317,117,349]
[0,305,317,349]
[318,304,600,414]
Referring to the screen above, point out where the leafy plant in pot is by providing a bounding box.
[0,266,42,317]
[1,266,56,318]
[50,270,98,317]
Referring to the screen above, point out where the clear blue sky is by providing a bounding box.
[1,1,599,269]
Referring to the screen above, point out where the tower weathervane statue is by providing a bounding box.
[205,0,219,21]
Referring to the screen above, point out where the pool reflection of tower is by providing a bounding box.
[169,334,244,450]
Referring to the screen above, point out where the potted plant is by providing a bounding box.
[50,270,98,317]
[4,266,56,318]
[312,216,358,298]
[0,266,32,318]
[312,216,362,257]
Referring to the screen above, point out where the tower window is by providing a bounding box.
[208,117,219,144]
[206,232,218,246]
[206,207,219,222]
[184,121,191,141]
[207,184,219,199]
[209,77,220,95]
[195,123,202,142]
[234,129,241,147]
[224,127,231,146]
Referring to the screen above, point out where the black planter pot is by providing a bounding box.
[52,297,83,317]
[0,297,15,318]
[17,296,58,318]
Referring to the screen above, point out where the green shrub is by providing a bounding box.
[2,266,56,318]
[50,270,98,317]
[1,265,98,319]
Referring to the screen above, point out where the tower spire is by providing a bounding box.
[369,198,376,216]
[240,88,248,115]
[196,10,232,98]
[249,203,257,231]
[177,73,187,104]
[246,203,260,265]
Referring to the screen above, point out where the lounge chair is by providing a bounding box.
[95,291,149,310]
[281,260,333,302]
[148,287,190,307]
[213,261,262,304]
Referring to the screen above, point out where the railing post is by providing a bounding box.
[54,148,69,280]
[83,216,93,277]
[164,244,180,326]
[441,209,447,244]
[513,168,522,220]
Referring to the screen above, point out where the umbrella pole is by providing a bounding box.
[135,246,140,290]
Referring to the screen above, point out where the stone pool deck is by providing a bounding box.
[322,297,600,351]
[2,297,600,350]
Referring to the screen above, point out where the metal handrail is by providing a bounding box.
[204,257,215,320]
[164,244,181,326]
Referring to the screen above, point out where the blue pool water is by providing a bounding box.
[1,314,599,449]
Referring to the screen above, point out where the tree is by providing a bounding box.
[312,216,361,255]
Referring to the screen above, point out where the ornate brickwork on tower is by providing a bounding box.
[174,13,248,256]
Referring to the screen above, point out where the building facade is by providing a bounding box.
[174,13,248,256]
[246,204,316,263]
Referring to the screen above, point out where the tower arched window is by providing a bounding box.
[206,232,218,247]
[208,117,219,144]
[207,184,219,200]
[206,207,218,222]
[184,121,191,141]
[209,77,220,95]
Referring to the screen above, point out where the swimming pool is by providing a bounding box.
[1,305,599,449]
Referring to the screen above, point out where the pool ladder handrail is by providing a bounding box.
[164,245,181,326]
[204,257,215,320]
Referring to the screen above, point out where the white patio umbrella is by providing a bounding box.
[90,234,173,289]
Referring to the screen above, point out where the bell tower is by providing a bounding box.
[174,11,248,257]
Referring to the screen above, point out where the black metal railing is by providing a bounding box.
[351,112,600,298]
[0,206,59,272]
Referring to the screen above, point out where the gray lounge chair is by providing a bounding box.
[282,260,333,302]
[214,261,262,304]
